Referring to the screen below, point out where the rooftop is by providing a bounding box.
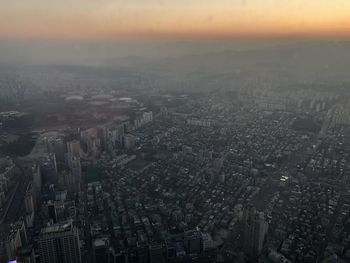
[41,220,73,235]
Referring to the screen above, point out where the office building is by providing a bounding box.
[24,183,35,228]
[184,230,202,255]
[136,243,149,263]
[32,163,41,192]
[45,137,66,164]
[66,157,81,194]
[38,220,81,263]
[242,207,269,261]
[149,242,164,263]
[47,200,57,223]
[201,233,214,252]
[16,245,36,263]
[123,134,136,150]
[5,221,27,260]
[92,237,110,263]
[67,140,81,159]
[40,154,58,185]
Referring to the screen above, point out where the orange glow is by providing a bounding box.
[1,1,350,40]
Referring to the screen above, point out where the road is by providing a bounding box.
[1,159,30,224]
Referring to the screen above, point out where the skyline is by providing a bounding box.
[2,3,350,263]
[1,0,350,40]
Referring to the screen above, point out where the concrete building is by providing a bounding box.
[184,230,202,255]
[24,183,35,228]
[201,232,214,252]
[242,207,269,261]
[149,242,164,263]
[38,220,81,263]
[67,140,81,159]
[0,157,16,208]
[80,128,101,158]
[40,154,58,185]
[92,237,110,263]
[16,245,36,263]
[5,221,27,261]
[69,157,82,194]
[32,163,41,193]
[134,111,153,129]
[45,137,66,164]
[123,134,136,150]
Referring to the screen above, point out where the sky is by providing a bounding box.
[1,0,350,40]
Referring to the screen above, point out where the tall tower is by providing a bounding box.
[123,134,136,150]
[242,207,268,261]
[32,163,41,192]
[32,162,42,208]
[184,230,202,255]
[92,237,110,263]
[40,154,58,185]
[65,157,82,194]
[38,220,81,263]
[67,140,81,168]
[24,183,35,228]
[5,221,27,260]
[67,140,81,159]
[46,137,66,164]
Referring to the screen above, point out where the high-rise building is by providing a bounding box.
[218,173,225,183]
[213,157,224,171]
[40,154,58,185]
[32,163,41,192]
[97,126,107,151]
[5,221,27,261]
[101,121,129,154]
[24,183,35,228]
[108,247,128,263]
[184,230,202,255]
[105,127,117,154]
[32,163,42,208]
[165,240,176,259]
[136,243,149,263]
[16,245,36,263]
[201,232,214,252]
[149,242,164,263]
[123,134,136,150]
[0,158,15,195]
[71,157,81,181]
[65,157,82,194]
[67,140,81,159]
[133,111,153,130]
[0,157,16,209]
[80,128,101,158]
[92,237,110,263]
[47,200,57,223]
[38,220,81,263]
[24,184,34,215]
[67,140,81,168]
[242,207,269,261]
[45,137,66,164]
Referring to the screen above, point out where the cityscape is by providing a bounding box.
[2,1,350,263]
[1,71,350,262]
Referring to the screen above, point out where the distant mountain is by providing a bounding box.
[105,41,350,85]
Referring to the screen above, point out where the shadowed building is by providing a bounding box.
[242,207,268,261]
[5,221,27,261]
[38,220,81,263]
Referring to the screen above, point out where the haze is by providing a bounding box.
[1,0,350,40]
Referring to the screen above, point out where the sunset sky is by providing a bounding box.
[1,0,350,40]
